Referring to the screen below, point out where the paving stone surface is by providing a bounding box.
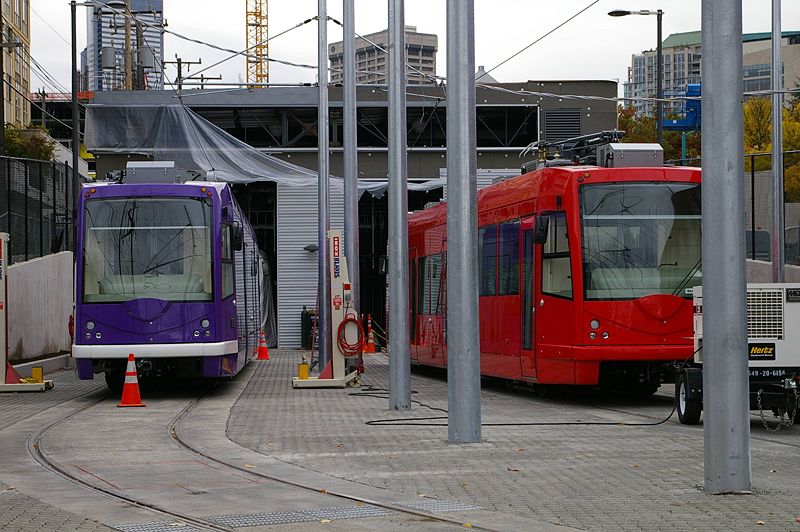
[228,350,800,531]
[0,369,113,531]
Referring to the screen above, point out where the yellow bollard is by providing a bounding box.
[31,366,43,384]
[297,362,309,380]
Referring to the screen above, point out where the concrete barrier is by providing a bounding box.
[8,252,73,361]
[746,259,800,283]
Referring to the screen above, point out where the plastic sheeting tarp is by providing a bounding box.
[85,104,447,197]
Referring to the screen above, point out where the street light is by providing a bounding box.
[610,8,664,146]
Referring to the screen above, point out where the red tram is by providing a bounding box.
[408,141,702,393]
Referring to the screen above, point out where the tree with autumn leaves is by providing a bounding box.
[618,95,800,199]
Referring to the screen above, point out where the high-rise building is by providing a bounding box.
[329,25,437,84]
[84,0,164,91]
[623,30,800,118]
[2,0,31,126]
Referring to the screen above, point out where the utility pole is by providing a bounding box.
[124,0,132,91]
[316,0,332,372]
[387,0,410,411]
[164,55,201,92]
[40,89,46,127]
[446,0,481,443]
[343,0,360,316]
[701,0,751,494]
[771,0,784,282]
[0,0,5,157]
[185,74,222,90]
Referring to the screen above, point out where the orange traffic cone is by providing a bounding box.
[364,314,376,353]
[5,362,21,384]
[117,354,145,407]
[257,330,270,360]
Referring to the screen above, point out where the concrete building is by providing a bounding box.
[86,80,617,347]
[329,25,437,84]
[2,0,30,126]
[623,30,800,117]
[83,0,164,91]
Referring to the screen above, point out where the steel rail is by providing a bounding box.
[26,391,233,532]
[168,394,503,532]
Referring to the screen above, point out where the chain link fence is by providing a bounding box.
[670,150,800,265]
[0,156,78,264]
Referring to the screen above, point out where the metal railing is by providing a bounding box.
[0,156,78,264]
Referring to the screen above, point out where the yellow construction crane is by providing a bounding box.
[246,0,269,84]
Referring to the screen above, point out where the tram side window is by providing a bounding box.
[499,221,520,295]
[418,254,444,314]
[479,225,498,295]
[222,225,234,298]
[541,213,572,298]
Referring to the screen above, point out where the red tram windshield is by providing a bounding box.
[579,182,701,300]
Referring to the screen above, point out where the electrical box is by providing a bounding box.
[597,143,664,168]
[125,161,179,184]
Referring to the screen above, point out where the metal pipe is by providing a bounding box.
[38,161,43,258]
[317,0,332,371]
[387,0,410,410]
[701,0,752,494]
[124,0,132,91]
[656,10,663,146]
[446,0,481,443]
[23,163,28,261]
[751,155,756,260]
[771,0,784,282]
[71,1,80,255]
[343,0,360,313]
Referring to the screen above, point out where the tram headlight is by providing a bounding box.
[602,332,609,339]
[589,332,597,340]
[589,319,600,330]
[86,321,95,331]
[85,332,91,339]
[95,332,102,339]
[200,319,210,329]
[193,330,201,337]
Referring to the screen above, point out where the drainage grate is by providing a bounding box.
[398,499,481,513]
[206,512,316,527]
[113,523,203,532]
[301,505,392,520]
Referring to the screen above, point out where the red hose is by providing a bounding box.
[337,312,365,357]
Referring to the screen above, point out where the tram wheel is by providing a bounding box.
[104,370,124,394]
[676,372,702,425]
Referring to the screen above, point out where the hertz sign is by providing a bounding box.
[748,343,776,361]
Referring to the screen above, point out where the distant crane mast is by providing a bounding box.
[246,0,269,84]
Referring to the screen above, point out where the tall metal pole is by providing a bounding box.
[701,0,751,494]
[71,1,79,187]
[343,0,360,312]
[124,0,132,91]
[317,0,332,372]
[446,0,481,443]
[387,0,410,410]
[771,0,784,282]
[656,10,663,146]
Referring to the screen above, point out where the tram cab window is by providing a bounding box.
[541,213,573,298]
[417,254,444,315]
[499,221,520,295]
[222,225,234,298]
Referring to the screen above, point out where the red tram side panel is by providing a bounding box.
[408,165,702,391]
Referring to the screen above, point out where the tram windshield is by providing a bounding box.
[82,197,213,303]
[580,182,701,300]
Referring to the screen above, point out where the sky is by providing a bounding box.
[28,0,800,95]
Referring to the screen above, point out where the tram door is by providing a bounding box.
[519,217,537,378]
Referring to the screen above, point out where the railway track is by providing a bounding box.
[25,384,502,532]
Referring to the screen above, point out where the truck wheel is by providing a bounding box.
[104,370,124,394]
[676,372,702,425]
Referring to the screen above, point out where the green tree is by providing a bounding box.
[3,124,56,161]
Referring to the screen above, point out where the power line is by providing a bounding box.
[30,4,71,46]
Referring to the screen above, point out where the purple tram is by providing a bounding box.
[72,181,263,390]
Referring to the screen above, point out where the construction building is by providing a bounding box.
[329,25,437,84]
[83,0,164,91]
[2,0,30,126]
[624,30,800,117]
